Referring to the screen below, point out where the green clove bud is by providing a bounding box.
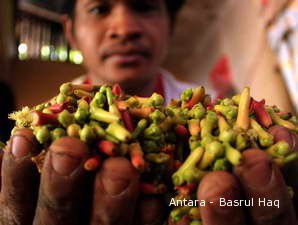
[59,82,72,95]
[89,121,106,138]
[146,153,170,164]
[224,143,242,166]
[190,220,203,225]
[172,147,205,186]
[74,108,89,124]
[214,105,238,121]
[149,93,164,107]
[144,123,163,141]
[132,119,148,139]
[150,109,166,124]
[236,133,249,150]
[188,103,206,119]
[106,122,132,142]
[90,108,120,124]
[250,118,274,147]
[181,88,193,102]
[213,158,230,171]
[80,124,96,143]
[58,110,74,127]
[266,141,290,157]
[67,123,81,138]
[170,206,191,222]
[199,141,224,169]
[51,128,66,141]
[34,126,50,144]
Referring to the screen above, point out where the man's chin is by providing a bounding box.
[104,68,152,85]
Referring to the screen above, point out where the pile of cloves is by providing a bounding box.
[7,83,298,225]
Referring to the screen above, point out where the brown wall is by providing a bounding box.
[0,0,15,82]
[11,59,85,108]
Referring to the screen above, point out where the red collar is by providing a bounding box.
[83,74,165,97]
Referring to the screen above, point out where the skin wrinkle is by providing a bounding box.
[252,210,288,225]
[9,134,40,160]
[34,189,84,225]
[37,186,78,212]
[99,175,136,198]
[49,151,83,177]
[0,196,34,225]
[11,134,37,150]
[236,151,296,225]
[0,139,39,225]
[0,208,18,225]
[32,141,92,225]
[91,159,139,225]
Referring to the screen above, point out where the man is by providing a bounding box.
[0,0,297,225]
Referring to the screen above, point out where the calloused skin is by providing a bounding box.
[0,126,297,225]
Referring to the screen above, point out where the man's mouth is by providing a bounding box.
[102,47,151,65]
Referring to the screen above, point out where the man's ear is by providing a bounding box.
[61,15,78,49]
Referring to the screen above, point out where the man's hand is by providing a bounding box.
[197,126,298,225]
[0,129,164,225]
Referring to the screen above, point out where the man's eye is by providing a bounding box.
[89,5,110,15]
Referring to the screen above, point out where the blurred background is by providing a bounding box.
[0,0,297,142]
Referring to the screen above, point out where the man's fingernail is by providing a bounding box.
[243,160,273,189]
[204,186,238,215]
[11,135,32,158]
[199,172,240,215]
[101,162,133,196]
[102,177,130,196]
[51,152,81,176]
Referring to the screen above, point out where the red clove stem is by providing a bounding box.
[140,183,166,194]
[251,98,272,128]
[175,184,197,195]
[174,160,183,170]
[84,155,101,171]
[48,102,69,113]
[97,140,117,156]
[112,84,123,96]
[121,110,135,132]
[175,125,189,137]
[129,142,145,172]
[162,144,176,154]
[32,111,59,126]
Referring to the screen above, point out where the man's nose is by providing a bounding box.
[106,6,143,42]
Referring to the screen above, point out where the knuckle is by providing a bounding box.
[0,202,24,225]
[254,209,288,225]
[36,188,83,218]
[35,190,86,225]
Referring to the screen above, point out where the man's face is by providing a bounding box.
[68,0,170,86]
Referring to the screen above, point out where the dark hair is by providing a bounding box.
[63,0,186,22]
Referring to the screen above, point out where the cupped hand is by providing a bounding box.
[0,129,164,225]
[196,126,298,225]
